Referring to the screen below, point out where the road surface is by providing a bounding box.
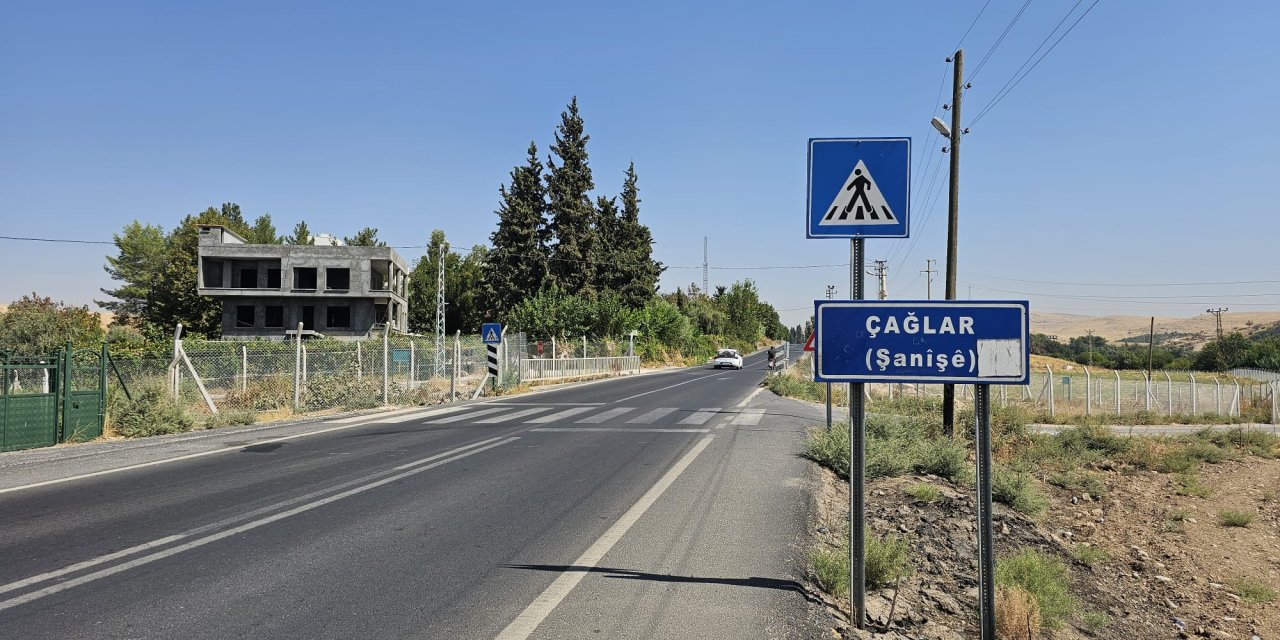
[0,350,826,639]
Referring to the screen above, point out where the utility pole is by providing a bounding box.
[435,241,448,377]
[921,259,936,300]
[1207,308,1229,369]
[702,236,709,298]
[1146,317,1155,377]
[942,48,966,437]
[825,285,837,300]
[1086,329,1094,366]
[871,260,888,300]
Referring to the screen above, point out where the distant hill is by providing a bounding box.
[1031,311,1280,349]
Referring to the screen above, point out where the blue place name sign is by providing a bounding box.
[814,301,1030,384]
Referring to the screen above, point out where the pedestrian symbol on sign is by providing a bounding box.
[820,160,896,225]
[485,328,499,342]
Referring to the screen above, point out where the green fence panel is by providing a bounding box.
[1,393,58,452]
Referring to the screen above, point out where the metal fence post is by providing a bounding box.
[302,345,308,382]
[241,345,248,394]
[1271,381,1278,426]
[552,336,557,359]
[582,335,587,358]
[1114,371,1121,415]
[382,327,389,405]
[1190,373,1197,414]
[410,340,416,387]
[1046,365,1055,418]
[357,341,363,380]
[293,322,302,410]
[1164,372,1173,416]
[1214,376,1221,415]
[1084,367,1091,416]
[1233,380,1241,417]
[451,331,460,402]
[1144,373,1152,412]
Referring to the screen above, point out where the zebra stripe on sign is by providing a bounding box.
[486,344,499,377]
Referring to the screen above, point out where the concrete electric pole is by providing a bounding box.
[871,260,889,300]
[942,48,966,437]
[921,259,936,300]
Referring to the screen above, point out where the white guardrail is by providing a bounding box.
[518,356,642,382]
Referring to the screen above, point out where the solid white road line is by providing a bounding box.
[0,437,520,613]
[0,534,187,597]
[0,406,487,496]
[474,407,554,424]
[625,407,677,424]
[493,435,715,640]
[525,407,595,424]
[677,408,722,425]
[730,408,767,426]
[735,386,766,409]
[574,407,635,424]
[529,428,710,434]
[424,407,508,424]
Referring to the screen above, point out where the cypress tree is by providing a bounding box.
[545,97,596,294]
[614,162,663,307]
[586,195,622,296]
[483,141,549,315]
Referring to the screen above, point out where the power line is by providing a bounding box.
[969,0,1104,127]
[969,284,1280,302]
[953,0,995,51]
[967,0,1034,83]
[0,235,114,245]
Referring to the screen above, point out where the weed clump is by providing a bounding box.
[1218,510,1254,527]
[992,466,1049,516]
[1231,578,1277,604]
[996,550,1076,630]
[905,482,941,503]
[110,385,194,438]
[1068,544,1110,568]
[994,586,1041,639]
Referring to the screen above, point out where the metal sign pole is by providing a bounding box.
[975,384,996,640]
[849,236,866,630]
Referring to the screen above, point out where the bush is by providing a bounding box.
[1068,544,1110,568]
[1175,472,1210,498]
[865,533,912,589]
[302,374,382,411]
[810,544,848,599]
[1218,510,1254,527]
[995,586,1041,639]
[203,410,257,429]
[110,385,194,438]
[992,466,1049,516]
[803,425,849,479]
[222,375,293,411]
[905,482,941,503]
[1047,470,1107,498]
[1081,611,1112,634]
[996,550,1076,630]
[1232,577,1277,604]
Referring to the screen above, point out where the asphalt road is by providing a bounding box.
[0,351,826,639]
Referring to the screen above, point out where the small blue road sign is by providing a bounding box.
[807,137,911,239]
[814,301,1029,384]
[482,323,503,345]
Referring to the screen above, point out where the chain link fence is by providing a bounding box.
[108,330,650,422]
[793,353,1278,423]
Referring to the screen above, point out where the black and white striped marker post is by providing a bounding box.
[487,344,499,388]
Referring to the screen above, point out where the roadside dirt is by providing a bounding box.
[807,457,1280,639]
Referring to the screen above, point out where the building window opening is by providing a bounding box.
[374,304,388,324]
[294,267,317,290]
[302,306,315,330]
[236,305,255,328]
[370,261,389,291]
[264,306,284,328]
[326,306,351,328]
[326,268,350,291]
[239,267,258,288]
[203,259,223,288]
[267,268,281,289]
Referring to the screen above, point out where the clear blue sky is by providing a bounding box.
[2,0,1277,330]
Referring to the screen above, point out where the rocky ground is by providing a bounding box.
[807,457,1280,639]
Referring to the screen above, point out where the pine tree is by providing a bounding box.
[614,162,663,307]
[483,142,549,315]
[585,195,622,295]
[344,227,385,246]
[97,221,168,327]
[545,97,596,294]
[246,214,281,243]
[286,220,312,245]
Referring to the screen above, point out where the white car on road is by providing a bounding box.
[712,349,743,370]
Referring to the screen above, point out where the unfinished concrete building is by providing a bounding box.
[196,225,409,340]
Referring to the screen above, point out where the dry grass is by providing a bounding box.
[995,586,1042,640]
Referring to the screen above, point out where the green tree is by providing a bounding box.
[97,221,168,327]
[484,142,550,315]
[719,280,764,343]
[286,220,312,245]
[407,232,487,335]
[612,163,663,307]
[344,227,386,247]
[149,206,251,337]
[545,97,596,294]
[246,214,281,244]
[0,294,104,357]
[586,195,622,296]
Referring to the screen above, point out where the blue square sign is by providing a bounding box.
[481,323,502,345]
[807,137,910,239]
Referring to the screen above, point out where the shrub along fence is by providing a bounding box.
[108,330,646,424]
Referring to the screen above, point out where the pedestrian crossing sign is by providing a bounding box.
[807,137,910,239]
[482,323,502,344]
